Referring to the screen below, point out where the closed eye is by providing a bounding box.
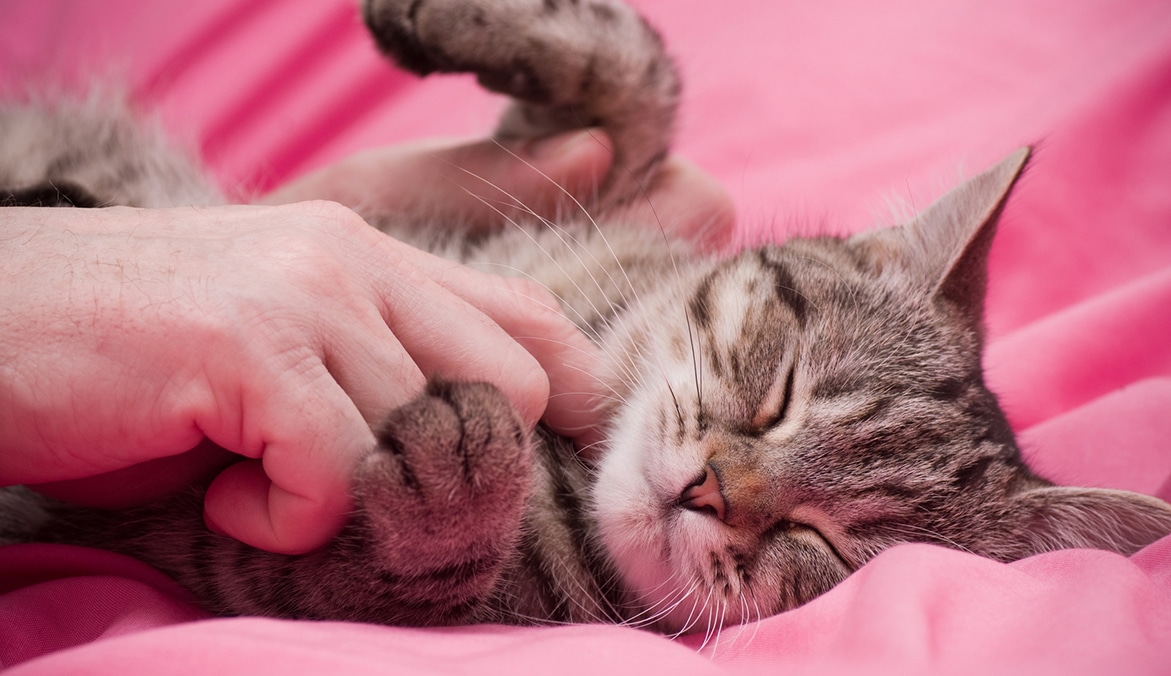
[751,364,796,432]
[768,520,853,573]
[788,503,858,573]
[790,522,853,571]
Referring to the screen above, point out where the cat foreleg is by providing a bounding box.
[341,379,535,625]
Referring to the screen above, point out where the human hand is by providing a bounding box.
[261,131,734,450]
[261,130,735,456]
[0,131,733,555]
[0,199,602,555]
[263,129,735,250]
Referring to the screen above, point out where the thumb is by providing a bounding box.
[423,129,615,226]
[261,130,614,227]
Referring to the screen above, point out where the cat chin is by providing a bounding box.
[594,513,740,635]
[590,420,668,579]
[594,402,739,632]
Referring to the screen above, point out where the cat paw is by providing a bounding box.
[362,0,678,203]
[364,0,665,101]
[354,379,533,570]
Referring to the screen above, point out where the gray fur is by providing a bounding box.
[2,0,1169,638]
[0,95,221,208]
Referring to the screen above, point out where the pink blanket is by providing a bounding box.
[3,0,1170,673]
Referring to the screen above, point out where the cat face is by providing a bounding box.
[589,148,1171,633]
[593,237,1005,632]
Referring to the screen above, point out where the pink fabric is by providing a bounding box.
[3,0,1170,673]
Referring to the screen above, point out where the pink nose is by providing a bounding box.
[679,465,726,522]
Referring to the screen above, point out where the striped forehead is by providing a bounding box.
[679,252,812,416]
[687,250,810,341]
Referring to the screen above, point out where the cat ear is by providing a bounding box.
[985,485,1171,560]
[851,147,1031,331]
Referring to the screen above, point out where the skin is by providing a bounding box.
[0,129,733,555]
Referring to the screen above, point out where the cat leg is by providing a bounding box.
[362,0,679,204]
[342,378,535,625]
[1,380,533,626]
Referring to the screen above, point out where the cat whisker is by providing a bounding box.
[541,552,616,624]
[674,582,715,639]
[475,138,603,229]
[697,595,726,653]
[529,215,635,332]
[478,135,669,305]
[503,332,632,405]
[881,522,975,555]
[455,183,668,403]
[537,215,639,325]
[468,143,706,434]
[621,570,701,630]
[467,254,606,341]
[617,573,684,628]
[713,587,750,652]
[723,591,753,651]
[641,570,708,639]
[447,191,620,338]
[736,585,765,650]
[550,388,625,409]
[457,144,649,335]
[574,438,610,461]
[467,265,644,412]
[685,299,704,419]
[455,189,618,341]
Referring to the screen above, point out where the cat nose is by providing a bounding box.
[679,464,726,522]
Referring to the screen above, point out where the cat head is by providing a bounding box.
[591,148,1171,633]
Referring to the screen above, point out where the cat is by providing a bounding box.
[2,0,1170,638]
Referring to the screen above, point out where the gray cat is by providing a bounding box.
[2,0,1170,637]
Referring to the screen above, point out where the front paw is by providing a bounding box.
[355,379,533,572]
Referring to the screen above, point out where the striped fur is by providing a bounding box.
[3,0,1171,638]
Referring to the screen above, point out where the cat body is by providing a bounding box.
[3,0,1171,635]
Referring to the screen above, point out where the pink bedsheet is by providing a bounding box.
[2,0,1170,673]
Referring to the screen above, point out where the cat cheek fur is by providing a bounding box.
[590,381,707,619]
[591,397,679,600]
[591,308,767,632]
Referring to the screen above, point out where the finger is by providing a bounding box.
[401,248,610,451]
[204,459,351,556]
[320,301,427,424]
[415,130,614,225]
[483,282,610,454]
[613,156,737,251]
[203,363,373,554]
[260,130,613,226]
[27,439,236,509]
[369,251,553,430]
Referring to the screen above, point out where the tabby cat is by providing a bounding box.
[2,0,1170,637]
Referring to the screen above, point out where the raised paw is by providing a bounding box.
[353,379,533,576]
[362,0,679,203]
